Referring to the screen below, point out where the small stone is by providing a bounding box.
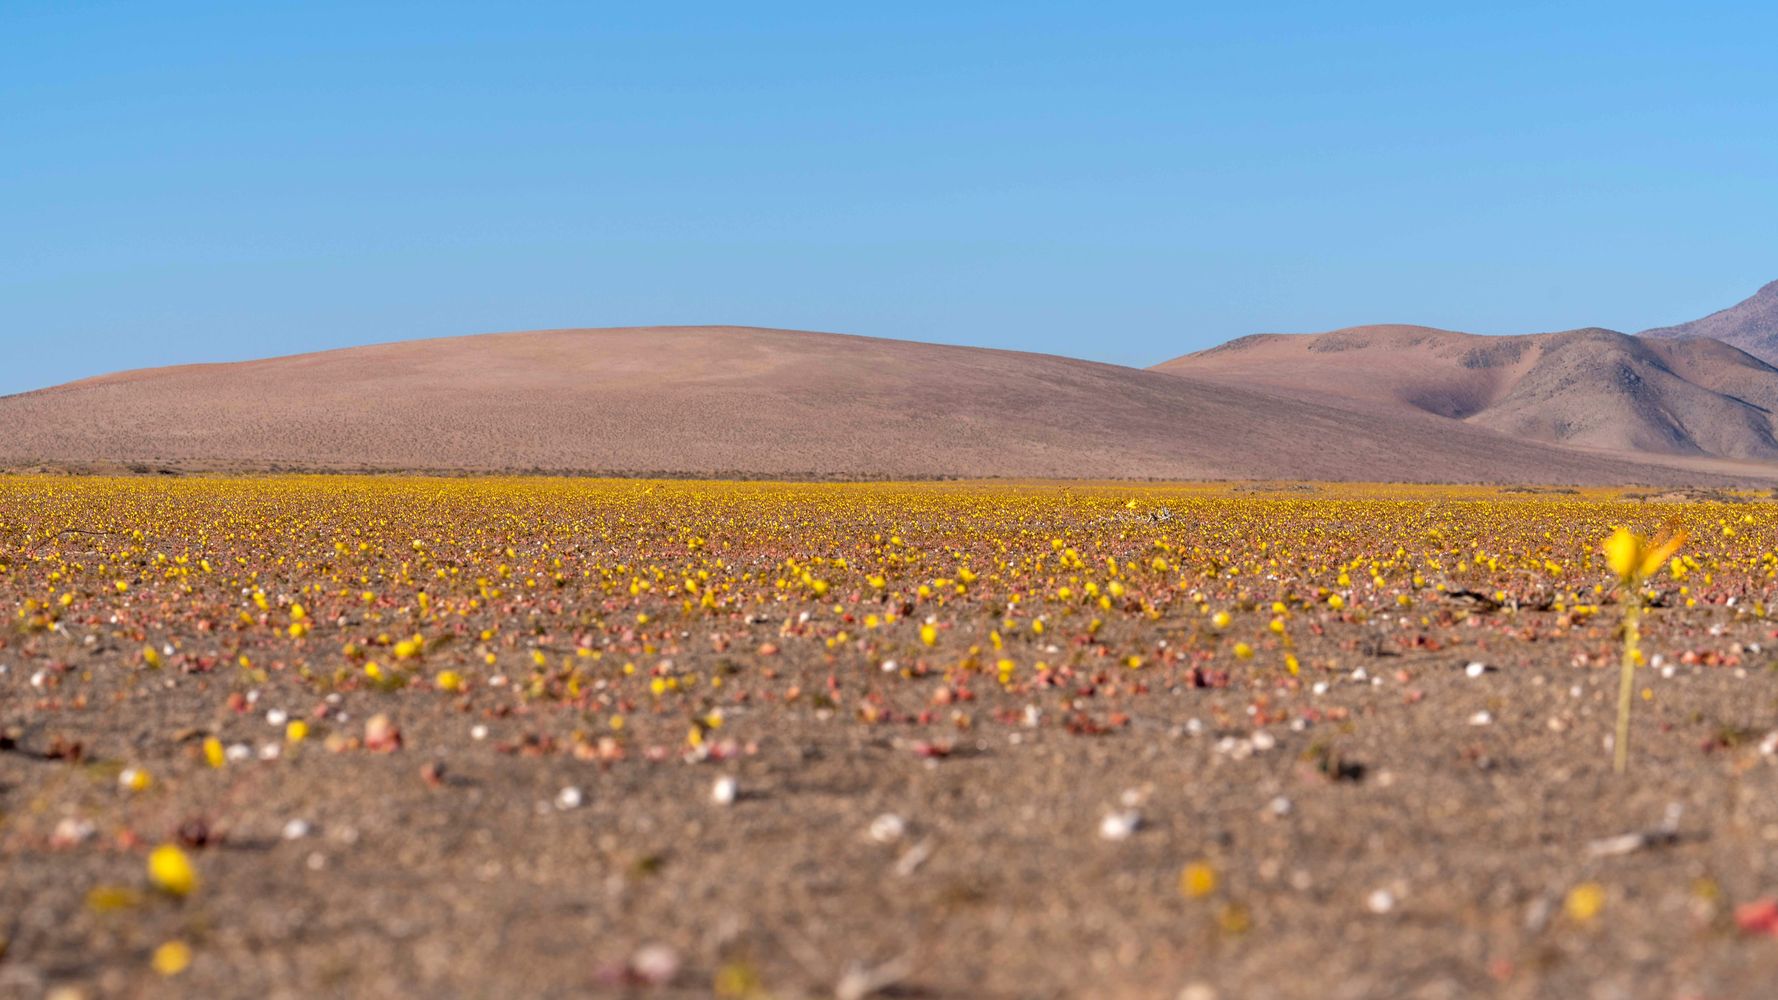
[712,776,738,805]
[868,813,907,843]
[51,816,97,847]
[1468,711,1493,726]
[630,943,680,986]
[364,714,402,752]
[282,819,313,840]
[1366,888,1396,914]
[555,786,583,810]
[265,708,288,727]
[1465,661,1487,678]
[1099,810,1141,841]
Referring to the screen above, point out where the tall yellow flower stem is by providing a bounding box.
[1602,525,1683,775]
[1613,596,1640,774]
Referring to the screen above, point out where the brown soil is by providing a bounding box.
[8,589,1778,999]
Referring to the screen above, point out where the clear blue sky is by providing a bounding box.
[4,1,1776,395]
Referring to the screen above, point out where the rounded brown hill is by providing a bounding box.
[0,326,1710,483]
[1155,324,1778,461]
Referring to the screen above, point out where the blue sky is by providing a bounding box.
[3,1,1775,394]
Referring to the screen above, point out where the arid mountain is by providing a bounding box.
[1641,279,1778,365]
[1155,324,1778,462]
[0,326,1721,484]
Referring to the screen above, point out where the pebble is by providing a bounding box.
[629,943,680,986]
[1099,810,1142,841]
[1468,711,1493,726]
[282,819,313,840]
[712,776,738,805]
[555,786,584,810]
[266,708,288,727]
[1268,795,1293,817]
[1367,888,1396,914]
[1465,661,1487,678]
[470,724,489,741]
[868,813,907,843]
[51,816,97,846]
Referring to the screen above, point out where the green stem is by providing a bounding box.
[1614,594,1641,774]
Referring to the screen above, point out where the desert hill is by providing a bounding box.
[1155,324,1778,461]
[0,326,1717,484]
[1642,279,1778,365]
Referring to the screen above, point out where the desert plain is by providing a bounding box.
[6,476,1778,1000]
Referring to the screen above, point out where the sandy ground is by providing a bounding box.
[10,599,1778,998]
[6,478,1778,999]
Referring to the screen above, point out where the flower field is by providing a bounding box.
[6,476,1778,998]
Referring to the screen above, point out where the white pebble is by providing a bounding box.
[1465,661,1486,678]
[1269,796,1293,817]
[868,813,907,843]
[1468,711,1493,726]
[1099,810,1142,841]
[266,708,288,727]
[470,724,489,741]
[282,818,313,840]
[51,816,96,845]
[880,659,899,673]
[226,742,253,762]
[1366,888,1396,913]
[555,786,584,810]
[1311,682,1329,696]
[1250,731,1277,751]
[711,776,738,805]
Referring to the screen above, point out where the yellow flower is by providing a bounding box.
[436,670,462,692]
[1180,861,1217,898]
[919,624,938,647]
[286,720,309,743]
[1564,881,1605,923]
[203,737,225,769]
[151,940,192,976]
[147,844,197,897]
[1602,527,1685,584]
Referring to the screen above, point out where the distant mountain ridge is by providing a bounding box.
[1641,279,1778,365]
[0,326,1738,485]
[1155,322,1778,462]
